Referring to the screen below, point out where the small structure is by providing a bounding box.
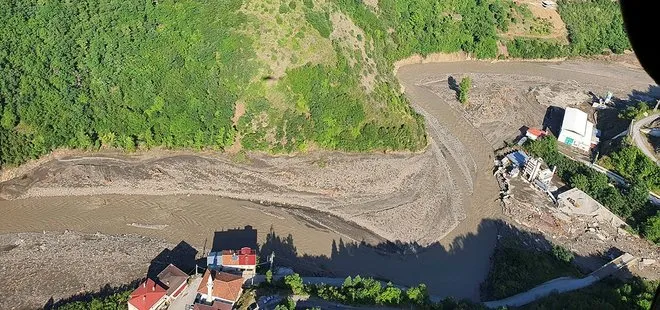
[536,167,556,187]
[542,0,555,8]
[522,157,543,182]
[128,279,168,310]
[207,247,257,276]
[558,107,599,151]
[157,264,189,300]
[196,270,244,308]
[525,128,546,141]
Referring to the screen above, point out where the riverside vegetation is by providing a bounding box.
[1,0,631,167]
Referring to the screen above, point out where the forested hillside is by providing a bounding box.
[0,0,630,167]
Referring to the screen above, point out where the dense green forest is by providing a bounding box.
[0,0,631,167]
[525,136,660,243]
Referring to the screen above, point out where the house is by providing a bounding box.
[157,264,189,300]
[526,128,546,141]
[196,269,244,307]
[128,279,168,310]
[207,247,257,276]
[557,107,599,151]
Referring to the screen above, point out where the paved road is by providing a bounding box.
[483,254,636,308]
[632,113,660,164]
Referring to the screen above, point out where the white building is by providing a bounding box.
[558,107,598,151]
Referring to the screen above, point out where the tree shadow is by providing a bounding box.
[628,85,660,103]
[47,219,644,308]
[448,75,460,100]
[260,218,640,304]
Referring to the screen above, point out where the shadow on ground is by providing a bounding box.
[46,219,638,307]
[256,219,635,302]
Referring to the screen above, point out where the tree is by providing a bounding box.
[643,212,660,243]
[552,244,574,263]
[569,174,589,192]
[459,76,472,104]
[406,284,429,306]
[266,269,273,284]
[284,273,306,295]
[376,284,402,305]
[618,102,650,120]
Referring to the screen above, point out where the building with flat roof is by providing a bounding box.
[558,107,599,151]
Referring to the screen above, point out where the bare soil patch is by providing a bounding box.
[503,178,660,280]
[398,60,655,149]
[0,231,171,310]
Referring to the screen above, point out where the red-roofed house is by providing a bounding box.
[128,279,168,310]
[207,247,257,276]
[526,128,546,141]
[196,269,244,306]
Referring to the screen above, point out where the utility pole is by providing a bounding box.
[654,99,659,111]
[269,252,275,270]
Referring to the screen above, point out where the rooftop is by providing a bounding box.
[197,270,244,303]
[157,264,189,296]
[128,278,167,310]
[561,107,589,137]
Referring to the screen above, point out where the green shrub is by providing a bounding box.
[305,10,333,38]
[551,244,574,263]
[459,76,472,104]
[284,273,306,295]
[507,38,567,59]
[618,101,652,120]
